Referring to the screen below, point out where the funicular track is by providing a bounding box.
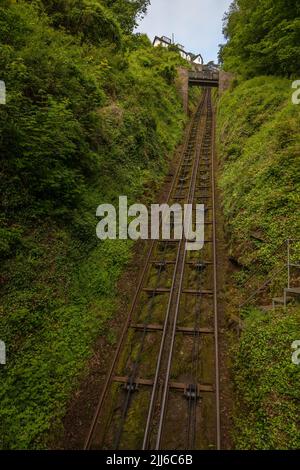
[85,89,220,451]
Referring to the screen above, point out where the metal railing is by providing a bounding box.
[239,239,300,310]
[287,238,300,289]
[239,266,286,309]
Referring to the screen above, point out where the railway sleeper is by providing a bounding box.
[113,376,214,393]
[130,323,214,335]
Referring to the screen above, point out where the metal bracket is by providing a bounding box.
[184,384,201,400]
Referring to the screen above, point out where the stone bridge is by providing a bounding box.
[176,67,234,114]
[188,70,219,88]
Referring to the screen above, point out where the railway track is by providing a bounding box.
[84,88,220,450]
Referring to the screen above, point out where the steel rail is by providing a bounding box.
[142,91,210,450]
[84,96,203,450]
[155,92,212,450]
[156,111,208,449]
[187,114,213,450]
[103,142,195,448]
[142,90,221,451]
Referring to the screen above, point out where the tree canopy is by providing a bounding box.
[31,0,150,39]
[220,0,300,77]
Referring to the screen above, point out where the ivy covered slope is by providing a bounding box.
[233,308,300,449]
[217,77,300,270]
[0,0,190,449]
[218,0,300,450]
[218,76,300,450]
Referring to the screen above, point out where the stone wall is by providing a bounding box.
[219,71,235,94]
[176,67,189,114]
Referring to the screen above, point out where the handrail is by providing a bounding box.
[241,240,287,288]
[239,265,286,309]
[239,238,300,309]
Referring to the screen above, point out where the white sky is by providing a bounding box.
[137,0,232,63]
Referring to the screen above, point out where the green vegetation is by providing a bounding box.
[233,307,300,449]
[220,0,300,78]
[218,0,300,450]
[217,76,300,272]
[0,0,192,449]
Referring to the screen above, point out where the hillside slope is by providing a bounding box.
[217,63,300,450]
[218,76,300,272]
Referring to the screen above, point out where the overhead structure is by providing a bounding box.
[188,69,219,88]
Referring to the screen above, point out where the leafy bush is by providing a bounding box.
[220,0,300,78]
[34,0,123,46]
